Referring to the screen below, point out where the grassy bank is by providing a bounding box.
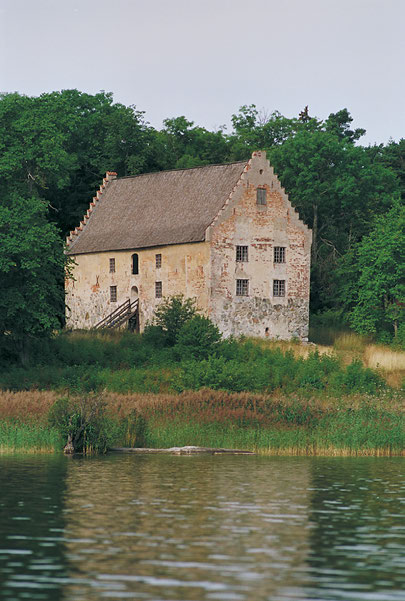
[0,328,403,455]
[1,330,400,394]
[0,389,404,456]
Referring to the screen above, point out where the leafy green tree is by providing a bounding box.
[175,314,222,359]
[0,192,69,364]
[150,295,198,346]
[345,202,405,339]
[229,104,298,159]
[155,116,230,170]
[0,90,155,236]
[269,125,399,309]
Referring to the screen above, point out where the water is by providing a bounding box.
[0,454,404,601]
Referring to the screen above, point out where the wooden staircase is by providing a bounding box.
[94,299,139,330]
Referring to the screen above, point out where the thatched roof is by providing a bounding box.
[67,161,246,255]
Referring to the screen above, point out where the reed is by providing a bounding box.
[0,421,62,453]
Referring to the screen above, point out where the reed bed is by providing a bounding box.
[2,389,403,455]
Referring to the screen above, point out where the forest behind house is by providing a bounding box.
[0,90,404,364]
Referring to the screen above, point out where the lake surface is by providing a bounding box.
[0,454,404,601]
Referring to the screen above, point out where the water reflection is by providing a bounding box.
[62,455,311,600]
[0,454,404,601]
[0,455,68,601]
[307,457,405,600]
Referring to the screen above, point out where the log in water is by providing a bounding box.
[110,445,255,455]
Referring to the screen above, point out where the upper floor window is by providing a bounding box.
[156,253,162,269]
[273,279,285,297]
[155,281,162,298]
[236,279,249,296]
[257,187,267,205]
[109,258,115,273]
[274,247,286,263]
[110,285,117,302]
[236,245,248,262]
[132,253,139,275]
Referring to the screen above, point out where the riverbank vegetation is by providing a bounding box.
[0,389,404,456]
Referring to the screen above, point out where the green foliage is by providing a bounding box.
[175,314,222,359]
[48,394,119,453]
[119,409,148,447]
[0,421,62,453]
[150,295,198,346]
[269,126,399,310]
[340,202,405,339]
[0,191,68,364]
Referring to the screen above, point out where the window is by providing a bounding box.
[236,279,249,296]
[132,253,139,275]
[257,188,267,205]
[274,247,286,263]
[236,245,248,262]
[155,281,162,298]
[273,280,285,297]
[110,285,117,302]
[109,258,115,273]
[155,253,162,269]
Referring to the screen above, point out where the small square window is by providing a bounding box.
[155,281,162,298]
[257,188,267,205]
[236,279,249,296]
[156,253,162,269]
[110,285,117,302]
[109,258,115,273]
[236,245,248,262]
[273,280,285,297]
[274,247,286,263]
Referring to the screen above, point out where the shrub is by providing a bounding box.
[175,315,221,360]
[151,295,197,346]
[48,394,119,453]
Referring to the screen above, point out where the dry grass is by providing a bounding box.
[0,388,403,424]
[364,344,405,371]
[250,337,333,359]
[0,390,59,422]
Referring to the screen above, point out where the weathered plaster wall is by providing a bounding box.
[65,241,210,330]
[207,152,311,340]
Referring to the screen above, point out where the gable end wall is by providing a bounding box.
[208,152,311,340]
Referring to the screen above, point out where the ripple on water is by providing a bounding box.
[0,455,404,601]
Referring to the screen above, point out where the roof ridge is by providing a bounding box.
[116,159,247,181]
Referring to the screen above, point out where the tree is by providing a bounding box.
[229,105,298,159]
[268,124,399,309]
[150,295,197,346]
[0,90,155,236]
[346,202,405,338]
[0,192,68,364]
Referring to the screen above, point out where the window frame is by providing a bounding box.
[273,279,286,297]
[110,285,117,302]
[236,245,249,262]
[256,187,267,206]
[155,253,162,269]
[274,247,286,264]
[109,258,115,273]
[155,281,162,298]
[236,279,249,296]
[131,253,139,275]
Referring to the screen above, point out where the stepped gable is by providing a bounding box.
[66,161,247,255]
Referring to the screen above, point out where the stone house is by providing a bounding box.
[65,151,312,339]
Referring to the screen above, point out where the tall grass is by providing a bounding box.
[0,421,62,453]
[1,389,404,455]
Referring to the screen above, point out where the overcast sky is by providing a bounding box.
[0,0,404,145]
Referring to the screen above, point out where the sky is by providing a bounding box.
[0,0,404,145]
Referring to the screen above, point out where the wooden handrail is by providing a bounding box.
[94,298,139,329]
